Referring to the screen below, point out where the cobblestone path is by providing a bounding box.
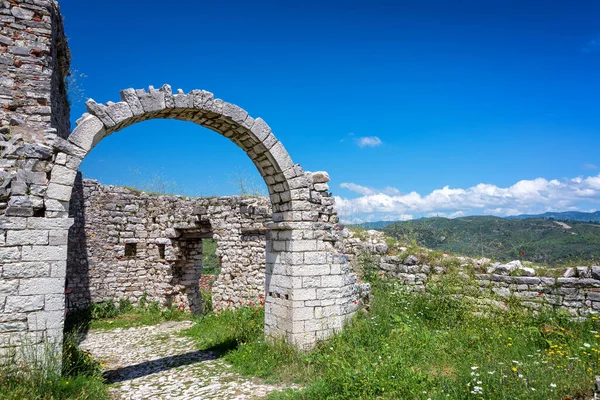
[79,321,291,399]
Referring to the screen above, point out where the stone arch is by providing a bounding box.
[42,85,362,349]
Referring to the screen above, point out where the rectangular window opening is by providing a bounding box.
[125,243,137,258]
[158,244,165,259]
[201,238,221,275]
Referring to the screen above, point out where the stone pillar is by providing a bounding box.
[265,222,360,349]
[0,0,71,363]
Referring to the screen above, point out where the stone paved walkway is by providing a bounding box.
[79,321,291,400]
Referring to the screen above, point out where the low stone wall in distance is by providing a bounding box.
[343,229,600,317]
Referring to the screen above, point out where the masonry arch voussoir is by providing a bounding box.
[59,84,312,220]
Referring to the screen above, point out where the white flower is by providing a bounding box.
[584,343,591,348]
[550,383,557,388]
[471,366,479,370]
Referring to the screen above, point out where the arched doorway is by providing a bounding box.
[46,85,360,349]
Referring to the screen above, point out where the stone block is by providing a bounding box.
[291,288,316,301]
[6,229,48,245]
[4,295,44,312]
[0,247,20,261]
[0,217,27,230]
[48,230,68,245]
[21,245,67,261]
[44,293,65,311]
[2,262,50,278]
[0,280,19,296]
[321,275,344,287]
[27,310,64,331]
[46,183,73,201]
[85,99,115,128]
[27,218,74,230]
[120,88,144,115]
[19,278,63,296]
[137,88,165,112]
[0,322,27,333]
[106,101,134,126]
[49,165,78,186]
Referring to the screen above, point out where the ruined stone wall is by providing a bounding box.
[345,230,600,316]
[0,0,72,360]
[67,177,271,313]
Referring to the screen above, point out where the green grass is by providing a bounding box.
[0,331,107,400]
[185,276,599,399]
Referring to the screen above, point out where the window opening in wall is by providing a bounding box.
[125,243,137,258]
[158,244,165,259]
[202,238,220,275]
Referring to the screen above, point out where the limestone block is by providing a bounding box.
[19,278,63,295]
[44,293,65,311]
[270,142,294,172]
[311,171,330,184]
[6,229,48,246]
[173,89,194,108]
[0,321,27,333]
[0,280,19,296]
[2,262,50,278]
[68,114,105,152]
[27,310,64,331]
[157,85,174,108]
[21,245,67,261]
[0,246,20,260]
[136,88,165,113]
[120,88,144,115]
[27,218,74,230]
[46,183,73,201]
[85,99,115,128]
[222,102,249,125]
[0,217,27,229]
[4,295,44,312]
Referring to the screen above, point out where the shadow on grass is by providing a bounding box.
[102,340,238,384]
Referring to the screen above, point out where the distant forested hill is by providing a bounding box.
[381,216,600,265]
[506,211,600,222]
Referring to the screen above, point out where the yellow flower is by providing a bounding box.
[512,367,517,372]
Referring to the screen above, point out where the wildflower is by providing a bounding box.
[471,366,479,370]
[583,343,591,348]
[521,251,525,255]
[512,367,517,372]
[550,383,557,388]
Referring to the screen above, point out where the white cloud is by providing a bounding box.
[356,136,382,148]
[335,173,600,223]
[583,163,598,170]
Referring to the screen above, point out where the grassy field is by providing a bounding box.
[185,275,600,399]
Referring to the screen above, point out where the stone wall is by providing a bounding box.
[345,230,600,316]
[67,176,271,313]
[0,0,72,361]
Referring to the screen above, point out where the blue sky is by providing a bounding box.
[60,0,600,222]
